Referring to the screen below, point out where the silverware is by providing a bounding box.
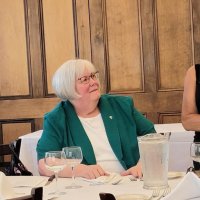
[111,178,123,185]
[45,174,55,186]
[185,197,200,200]
[156,187,171,200]
[148,189,160,200]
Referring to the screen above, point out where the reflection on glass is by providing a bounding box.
[45,151,66,195]
[62,146,83,189]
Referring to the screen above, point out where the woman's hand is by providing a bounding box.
[75,164,109,179]
[120,161,142,178]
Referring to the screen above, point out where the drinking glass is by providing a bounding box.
[190,142,200,163]
[45,151,66,195]
[62,146,83,189]
[138,133,170,190]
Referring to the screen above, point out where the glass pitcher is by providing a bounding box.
[138,132,170,189]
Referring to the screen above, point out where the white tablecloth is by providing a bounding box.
[19,130,42,175]
[19,123,194,175]
[154,123,194,172]
[7,174,182,200]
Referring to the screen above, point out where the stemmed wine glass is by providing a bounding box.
[62,146,83,189]
[45,151,66,195]
[190,142,200,163]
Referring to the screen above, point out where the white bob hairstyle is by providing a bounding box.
[52,59,97,101]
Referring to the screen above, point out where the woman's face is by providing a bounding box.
[75,69,100,103]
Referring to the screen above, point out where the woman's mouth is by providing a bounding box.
[89,88,98,93]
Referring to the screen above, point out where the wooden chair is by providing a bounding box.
[0,143,13,173]
[0,139,22,175]
[9,138,21,156]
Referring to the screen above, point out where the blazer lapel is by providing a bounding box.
[63,101,96,164]
[98,97,123,161]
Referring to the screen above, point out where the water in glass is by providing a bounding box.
[45,151,66,195]
[138,133,170,190]
[62,146,83,189]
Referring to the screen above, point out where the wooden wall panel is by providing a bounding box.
[1,0,199,144]
[25,0,45,97]
[34,118,44,131]
[0,98,60,120]
[2,122,32,144]
[42,0,76,94]
[158,113,181,124]
[156,0,193,90]
[140,0,157,93]
[105,0,143,92]
[75,0,91,60]
[89,0,107,93]
[0,0,29,97]
[192,0,200,64]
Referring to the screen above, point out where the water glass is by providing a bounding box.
[62,146,83,189]
[138,133,170,189]
[190,142,200,163]
[45,151,66,195]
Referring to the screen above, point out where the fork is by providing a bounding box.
[156,187,171,200]
[45,175,55,186]
[148,189,160,200]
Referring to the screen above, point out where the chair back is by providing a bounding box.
[0,139,21,174]
[0,143,13,172]
[0,139,32,175]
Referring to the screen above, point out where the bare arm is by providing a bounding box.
[38,159,109,179]
[182,66,200,131]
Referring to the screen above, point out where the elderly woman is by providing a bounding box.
[37,59,155,179]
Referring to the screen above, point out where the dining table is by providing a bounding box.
[7,172,184,200]
[15,123,196,199]
[19,123,194,176]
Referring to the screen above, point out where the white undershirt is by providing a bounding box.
[78,114,124,173]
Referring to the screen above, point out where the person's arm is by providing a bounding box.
[37,114,108,179]
[38,158,108,179]
[120,160,142,178]
[182,66,200,131]
[38,138,109,178]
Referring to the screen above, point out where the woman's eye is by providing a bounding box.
[91,74,95,79]
[81,77,88,83]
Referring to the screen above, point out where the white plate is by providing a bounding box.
[168,172,185,179]
[116,194,149,200]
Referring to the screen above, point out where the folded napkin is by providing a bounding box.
[163,172,200,200]
[0,171,15,199]
[13,176,47,188]
[81,173,137,185]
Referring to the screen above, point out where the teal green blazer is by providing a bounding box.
[37,94,155,169]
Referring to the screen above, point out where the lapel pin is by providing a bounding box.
[109,116,113,119]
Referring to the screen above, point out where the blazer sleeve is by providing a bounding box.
[131,101,156,136]
[36,110,67,161]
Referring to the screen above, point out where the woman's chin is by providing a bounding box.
[91,92,100,101]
